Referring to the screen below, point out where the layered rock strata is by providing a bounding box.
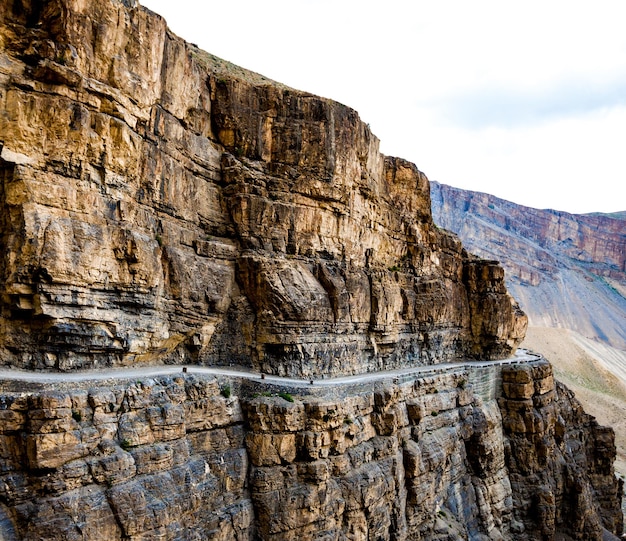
[0,360,621,540]
[0,0,526,377]
[430,182,626,350]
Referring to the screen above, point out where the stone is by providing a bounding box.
[0,0,526,378]
[0,1,620,540]
[0,367,620,539]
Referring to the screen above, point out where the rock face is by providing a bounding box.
[430,182,626,350]
[0,362,621,541]
[0,1,621,539]
[0,0,526,376]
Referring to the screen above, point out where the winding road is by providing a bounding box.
[0,349,542,388]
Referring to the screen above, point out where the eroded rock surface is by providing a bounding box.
[0,361,621,540]
[0,0,526,376]
[430,181,626,350]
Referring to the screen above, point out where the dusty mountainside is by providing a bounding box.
[0,0,622,539]
[0,0,527,377]
[430,181,626,350]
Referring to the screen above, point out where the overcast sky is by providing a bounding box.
[141,0,626,214]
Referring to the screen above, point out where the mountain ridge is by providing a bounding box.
[430,181,626,350]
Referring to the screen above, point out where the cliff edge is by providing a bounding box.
[0,1,622,540]
[0,360,622,540]
[0,0,526,377]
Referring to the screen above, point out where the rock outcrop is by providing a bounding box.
[0,361,621,540]
[0,0,526,377]
[430,182,626,350]
[0,1,622,540]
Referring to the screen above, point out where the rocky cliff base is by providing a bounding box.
[0,360,621,540]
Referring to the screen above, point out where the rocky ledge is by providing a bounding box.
[0,359,621,540]
[0,0,526,377]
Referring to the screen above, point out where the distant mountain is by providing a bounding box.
[430,181,626,350]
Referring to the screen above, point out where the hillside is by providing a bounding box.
[430,181,626,350]
[430,181,626,479]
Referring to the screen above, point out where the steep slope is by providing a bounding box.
[430,181,626,350]
[0,0,525,377]
[0,360,622,541]
[0,1,622,540]
[522,326,626,474]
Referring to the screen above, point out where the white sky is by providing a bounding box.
[141,0,626,214]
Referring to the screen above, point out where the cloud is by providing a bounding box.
[430,77,626,130]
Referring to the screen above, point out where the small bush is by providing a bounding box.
[221,385,231,399]
[72,410,82,422]
[458,379,467,390]
[120,439,132,451]
[431,411,439,417]
[278,392,294,403]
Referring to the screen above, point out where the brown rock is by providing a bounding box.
[0,0,525,377]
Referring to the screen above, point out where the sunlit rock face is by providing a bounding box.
[0,0,526,377]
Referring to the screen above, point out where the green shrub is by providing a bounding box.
[221,385,231,399]
[278,392,294,403]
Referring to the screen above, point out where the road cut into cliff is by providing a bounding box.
[0,351,622,540]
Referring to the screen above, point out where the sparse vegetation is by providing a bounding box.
[221,385,231,399]
[431,411,439,417]
[120,439,132,451]
[278,392,294,403]
[72,410,82,422]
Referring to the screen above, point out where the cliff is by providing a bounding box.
[0,1,622,540]
[0,360,621,540]
[0,0,526,377]
[430,182,626,350]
